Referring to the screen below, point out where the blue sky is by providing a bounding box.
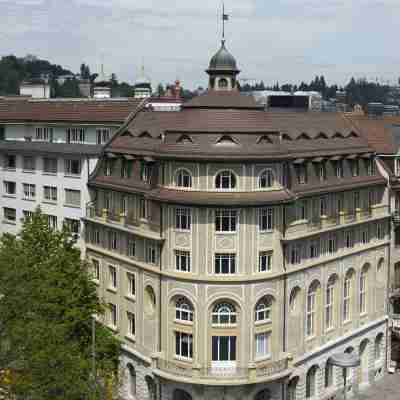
[0,0,399,89]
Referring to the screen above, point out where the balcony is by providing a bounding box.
[153,356,291,385]
[392,211,400,225]
[85,204,162,241]
[285,205,388,241]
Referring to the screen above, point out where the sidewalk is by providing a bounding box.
[355,373,400,399]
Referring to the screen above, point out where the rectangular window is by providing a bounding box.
[23,210,33,220]
[175,208,191,230]
[64,159,81,176]
[109,231,118,250]
[361,227,370,245]
[327,234,337,254]
[4,155,16,169]
[64,218,80,234]
[43,157,57,174]
[127,312,135,337]
[96,128,110,144]
[297,200,308,221]
[175,250,191,272]
[120,160,132,179]
[3,207,16,222]
[109,265,117,289]
[92,228,101,245]
[343,278,351,322]
[43,186,57,202]
[22,183,35,200]
[325,283,334,330]
[146,244,157,264]
[139,197,148,219]
[353,191,360,211]
[175,331,193,359]
[290,244,302,265]
[215,209,237,232]
[396,159,400,177]
[64,189,81,207]
[320,196,328,217]
[377,222,385,240]
[23,156,35,171]
[35,127,53,142]
[309,240,320,259]
[128,238,136,257]
[359,273,367,314]
[345,230,354,249]
[259,251,272,272]
[296,164,307,184]
[66,127,85,144]
[46,214,57,229]
[92,259,100,281]
[306,291,316,336]
[140,161,150,183]
[317,162,326,181]
[108,303,117,327]
[259,208,274,231]
[127,273,136,297]
[3,181,16,195]
[215,253,236,274]
[366,158,375,176]
[104,159,114,176]
[255,332,270,359]
[335,160,343,178]
[350,159,359,177]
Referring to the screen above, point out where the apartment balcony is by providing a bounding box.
[85,204,162,241]
[152,356,291,385]
[392,210,400,225]
[284,205,388,241]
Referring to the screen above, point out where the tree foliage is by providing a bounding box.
[0,210,121,400]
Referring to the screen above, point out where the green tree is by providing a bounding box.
[0,210,121,400]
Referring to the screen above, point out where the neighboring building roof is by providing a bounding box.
[347,115,399,155]
[0,98,142,124]
[0,140,103,156]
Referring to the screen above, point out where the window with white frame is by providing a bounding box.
[376,222,385,240]
[3,207,16,222]
[175,250,191,272]
[212,302,236,325]
[127,273,135,297]
[309,240,320,259]
[175,207,191,230]
[175,297,194,322]
[22,183,35,200]
[146,243,157,264]
[64,159,81,176]
[215,253,236,274]
[109,231,117,250]
[96,128,110,144]
[176,169,192,188]
[43,157,57,174]
[345,230,354,249]
[46,214,57,229]
[259,251,272,272]
[306,283,318,337]
[139,197,148,220]
[92,259,100,281]
[215,209,237,232]
[43,186,57,202]
[359,266,368,314]
[336,195,344,214]
[120,195,127,215]
[175,331,193,359]
[327,234,337,254]
[64,189,81,207]
[255,297,272,322]
[343,271,352,322]
[361,227,370,244]
[325,277,335,330]
[366,158,375,176]
[3,181,16,195]
[108,303,117,327]
[109,265,117,289]
[353,191,360,211]
[317,162,326,181]
[127,312,135,337]
[290,244,302,265]
[255,332,270,359]
[215,170,236,189]
[128,238,136,257]
[66,127,85,144]
[259,169,274,188]
[140,161,151,183]
[259,207,274,231]
[23,156,35,171]
[35,127,53,142]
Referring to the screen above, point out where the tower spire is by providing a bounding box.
[222,3,229,42]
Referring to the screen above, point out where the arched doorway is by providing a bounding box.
[359,339,370,386]
[173,389,192,400]
[287,376,299,400]
[255,389,270,400]
[127,363,136,398]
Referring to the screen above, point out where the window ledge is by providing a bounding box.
[42,172,57,176]
[215,231,237,235]
[325,327,335,334]
[212,324,237,329]
[3,168,16,172]
[305,335,316,342]
[125,334,136,343]
[3,219,16,225]
[3,194,16,199]
[255,320,272,326]
[125,294,136,302]
[174,319,194,326]
[174,228,191,233]
[107,287,117,294]
[173,356,193,363]
[42,200,57,205]
[64,174,81,178]
[63,204,81,209]
[22,198,36,202]
[255,355,271,362]
[22,170,35,174]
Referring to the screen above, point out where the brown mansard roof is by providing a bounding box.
[0,98,142,124]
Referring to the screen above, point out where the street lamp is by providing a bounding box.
[329,352,361,400]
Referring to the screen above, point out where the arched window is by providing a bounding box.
[259,169,275,189]
[215,170,236,189]
[144,286,156,315]
[255,296,272,322]
[176,169,192,188]
[288,377,299,400]
[255,389,270,400]
[289,287,300,314]
[218,78,228,89]
[306,282,320,337]
[306,366,318,399]
[360,265,369,314]
[173,389,192,400]
[324,361,334,388]
[375,333,384,361]
[343,269,354,322]
[127,364,136,397]
[212,302,237,325]
[325,275,336,330]
[377,258,385,283]
[175,297,194,322]
[145,376,156,400]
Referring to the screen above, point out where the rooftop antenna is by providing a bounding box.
[222,2,229,42]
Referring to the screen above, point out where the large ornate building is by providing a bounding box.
[84,40,390,400]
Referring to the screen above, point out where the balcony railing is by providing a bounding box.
[393,211,400,225]
[154,357,289,383]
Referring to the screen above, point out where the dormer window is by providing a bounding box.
[216,135,238,146]
[215,170,236,190]
[176,169,192,188]
[259,169,274,188]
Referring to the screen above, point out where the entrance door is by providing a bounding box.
[211,336,237,374]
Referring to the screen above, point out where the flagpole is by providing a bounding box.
[222,2,225,41]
